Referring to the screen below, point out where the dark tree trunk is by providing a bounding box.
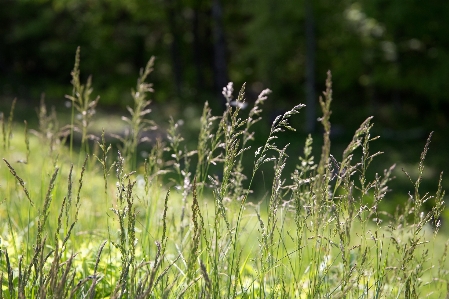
[305,0,316,133]
[193,0,204,95]
[166,0,183,96]
[212,0,228,106]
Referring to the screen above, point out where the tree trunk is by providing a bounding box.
[166,0,183,96]
[212,0,228,107]
[193,0,204,95]
[305,0,316,133]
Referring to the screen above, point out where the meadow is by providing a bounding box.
[1,49,448,298]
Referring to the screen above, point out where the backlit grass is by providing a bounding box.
[0,51,448,298]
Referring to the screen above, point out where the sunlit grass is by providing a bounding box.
[0,52,448,298]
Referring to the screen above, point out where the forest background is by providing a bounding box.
[1,0,448,218]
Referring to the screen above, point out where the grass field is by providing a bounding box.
[1,52,448,298]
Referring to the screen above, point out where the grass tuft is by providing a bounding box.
[0,51,447,298]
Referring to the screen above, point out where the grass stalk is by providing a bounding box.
[1,51,448,298]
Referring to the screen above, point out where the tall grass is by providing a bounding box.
[0,51,447,298]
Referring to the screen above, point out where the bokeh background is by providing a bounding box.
[1,0,448,217]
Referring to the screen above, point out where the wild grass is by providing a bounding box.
[0,52,448,298]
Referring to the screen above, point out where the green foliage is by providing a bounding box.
[2,0,449,131]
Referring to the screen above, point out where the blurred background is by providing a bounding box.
[1,0,448,214]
